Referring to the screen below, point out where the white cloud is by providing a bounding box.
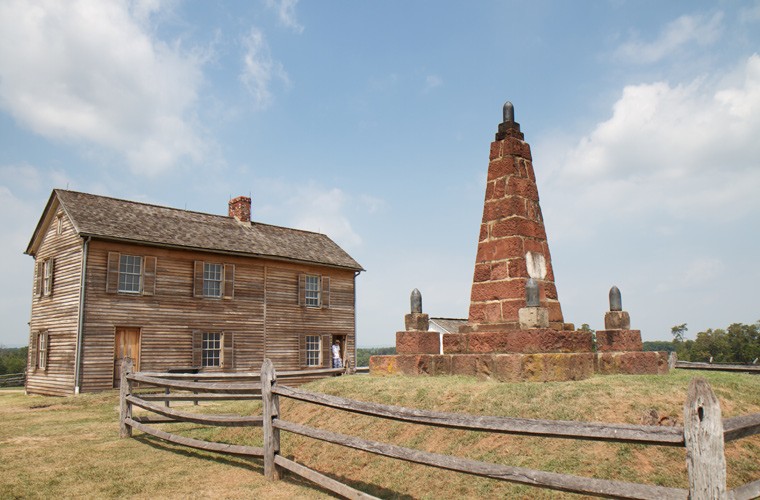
[0,165,57,346]
[240,28,291,109]
[546,54,760,237]
[739,2,760,24]
[288,184,363,249]
[265,0,304,34]
[424,74,443,92]
[614,12,724,64]
[654,257,725,293]
[0,0,208,176]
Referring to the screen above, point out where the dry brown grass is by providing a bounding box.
[0,388,327,499]
[1,369,758,499]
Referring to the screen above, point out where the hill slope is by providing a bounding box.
[280,370,760,498]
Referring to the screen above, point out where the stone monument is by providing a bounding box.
[370,103,668,381]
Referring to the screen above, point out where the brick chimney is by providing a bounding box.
[228,196,251,223]
[466,102,565,330]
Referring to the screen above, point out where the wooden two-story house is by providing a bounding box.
[25,190,363,396]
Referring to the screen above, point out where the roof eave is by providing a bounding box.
[81,234,365,272]
[25,191,64,256]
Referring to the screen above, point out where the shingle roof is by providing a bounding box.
[429,318,467,333]
[43,190,363,271]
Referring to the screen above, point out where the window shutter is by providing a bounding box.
[223,264,235,299]
[299,334,306,368]
[322,334,330,368]
[143,256,157,296]
[193,261,204,297]
[29,331,38,371]
[192,330,202,367]
[106,252,120,293]
[222,332,235,370]
[298,274,306,306]
[321,276,330,309]
[35,261,43,297]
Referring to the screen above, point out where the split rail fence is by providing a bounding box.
[119,358,760,500]
[0,372,25,387]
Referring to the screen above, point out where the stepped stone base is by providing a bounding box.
[459,321,575,333]
[369,350,669,381]
[370,353,596,382]
[596,351,669,375]
[595,330,643,352]
[443,329,594,354]
[396,331,440,354]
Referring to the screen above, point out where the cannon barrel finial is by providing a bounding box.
[609,286,622,312]
[503,101,515,123]
[410,288,422,314]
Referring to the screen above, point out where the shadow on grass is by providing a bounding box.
[134,434,265,471]
[278,454,413,500]
[133,435,409,498]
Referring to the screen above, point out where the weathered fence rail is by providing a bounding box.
[120,359,760,500]
[0,372,25,387]
[675,360,760,373]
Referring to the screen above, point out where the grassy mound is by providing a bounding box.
[279,370,760,498]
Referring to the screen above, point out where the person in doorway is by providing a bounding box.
[331,340,342,368]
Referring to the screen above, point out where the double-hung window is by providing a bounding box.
[36,258,54,297]
[305,335,321,367]
[304,275,320,307]
[203,263,223,298]
[107,252,156,295]
[193,261,233,299]
[299,274,329,308]
[201,332,222,367]
[42,259,53,296]
[31,331,49,371]
[118,255,142,293]
[38,332,48,370]
[192,331,234,369]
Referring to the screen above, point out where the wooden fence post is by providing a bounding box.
[261,358,281,480]
[119,357,134,438]
[683,377,727,499]
[668,351,677,370]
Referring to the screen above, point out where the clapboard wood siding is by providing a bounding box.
[265,265,355,371]
[78,241,356,393]
[26,190,359,395]
[26,211,82,396]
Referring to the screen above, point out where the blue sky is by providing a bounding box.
[1,0,759,347]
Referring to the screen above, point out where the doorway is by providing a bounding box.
[332,335,347,369]
[114,327,141,388]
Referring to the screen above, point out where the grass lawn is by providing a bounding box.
[1,369,759,499]
[0,388,326,499]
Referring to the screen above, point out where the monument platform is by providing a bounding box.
[444,328,593,354]
[370,352,596,382]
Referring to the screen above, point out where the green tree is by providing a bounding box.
[0,346,27,375]
[642,341,675,352]
[671,323,688,343]
[691,328,731,362]
[356,347,396,367]
[670,323,690,360]
[726,322,760,363]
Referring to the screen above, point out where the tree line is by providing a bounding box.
[643,321,760,363]
[0,347,27,375]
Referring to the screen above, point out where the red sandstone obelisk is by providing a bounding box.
[465,102,566,332]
